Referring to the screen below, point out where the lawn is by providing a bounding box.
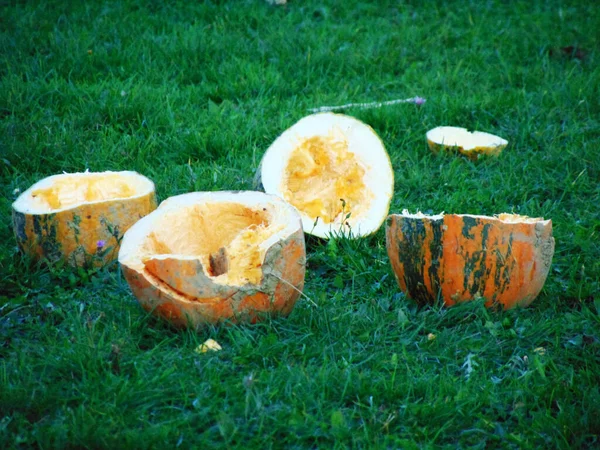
[1,0,599,448]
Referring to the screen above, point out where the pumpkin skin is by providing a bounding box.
[118,191,306,329]
[12,171,157,266]
[427,140,505,160]
[385,212,555,309]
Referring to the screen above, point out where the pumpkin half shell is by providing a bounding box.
[426,126,508,160]
[257,113,394,239]
[12,171,156,266]
[385,211,555,309]
[118,191,306,328]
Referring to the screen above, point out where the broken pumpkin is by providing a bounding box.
[386,211,555,309]
[257,113,394,239]
[12,171,156,266]
[118,191,306,328]
[427,126,508,160]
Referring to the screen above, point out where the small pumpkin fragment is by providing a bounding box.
[195,339,222,353]
[426,126,508,160]
[385,211,555,309]
[12,171,156,266]
[118,191,306,329]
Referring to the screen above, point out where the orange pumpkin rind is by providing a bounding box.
[385,211,555,309]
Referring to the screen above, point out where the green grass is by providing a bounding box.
[1,0,599,447]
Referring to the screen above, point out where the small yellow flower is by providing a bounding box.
[533,347,546,356]
[427,333,436,341]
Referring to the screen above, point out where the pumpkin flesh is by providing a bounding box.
[27,173,140,211]
[282,132,372,225]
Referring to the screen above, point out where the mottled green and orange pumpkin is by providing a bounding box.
[386,211,555,309]
[118,191,306,329]
[12,171,156,266]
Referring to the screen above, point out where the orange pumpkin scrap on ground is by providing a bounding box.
[386,211,555,309]
[12,171,156,266]
[118,191,306,328]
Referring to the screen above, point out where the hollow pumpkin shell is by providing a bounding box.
[12,171,156,266]
[118,191,306,329]
[385,212,555,309]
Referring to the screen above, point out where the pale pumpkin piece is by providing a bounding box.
[426,126,508,160]
[385,211,555,309]
[257,112,394,239]
[195,339,222,353]
[12,171,156,266]
[118,191,306,329]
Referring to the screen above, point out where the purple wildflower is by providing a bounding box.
[97,240,106,249]
[414,96,426,106]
